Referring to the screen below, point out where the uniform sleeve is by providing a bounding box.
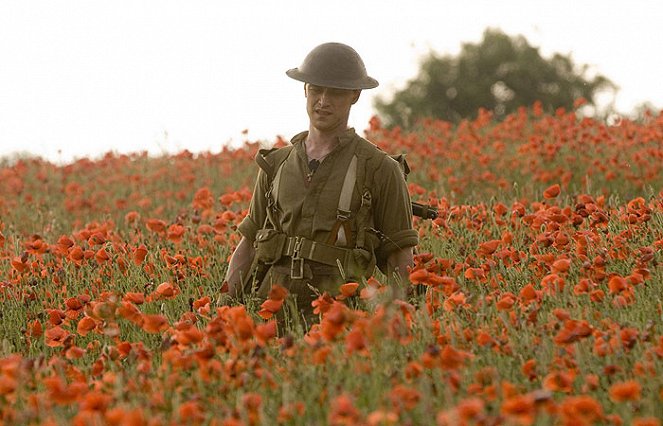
[371,155,419,264]
[238,169,269,242]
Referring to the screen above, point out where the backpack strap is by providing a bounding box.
[271,160,286,208]
[327,154,358,246]
[353,148,410,250]
[255,145,294,230]
[390,154,410,179]
[352,141,379,250]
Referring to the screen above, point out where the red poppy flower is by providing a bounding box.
[146,219,167,234]
[77,316,97,336]
[543,184,561,199]
[132,244,148,265]
[141,314,169,333]
[338,282,359,299]
[609,380,642,402]
[44,326,70,347]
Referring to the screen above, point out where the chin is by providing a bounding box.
[312,120,336,131]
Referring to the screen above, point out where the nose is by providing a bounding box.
[317,89,329,106]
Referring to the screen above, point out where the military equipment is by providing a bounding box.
[411,201,438,220]
[286,42,379,90]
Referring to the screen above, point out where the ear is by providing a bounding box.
[304,83,308,98]
[351,90,361,105]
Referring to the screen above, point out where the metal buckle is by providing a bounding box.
[336,209,351,221]
[361,190,372,207]
[290,237,304,279]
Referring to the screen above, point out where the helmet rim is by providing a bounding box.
[285,67,379,90]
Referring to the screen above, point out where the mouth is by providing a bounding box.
[315,110,332,116]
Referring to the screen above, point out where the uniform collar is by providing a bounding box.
[290,127,357,147]
[291,128,357,165]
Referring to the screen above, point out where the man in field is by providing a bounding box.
[224,42,418,325]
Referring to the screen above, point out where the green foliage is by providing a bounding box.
[375,28,616,128]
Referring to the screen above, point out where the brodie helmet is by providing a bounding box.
[286,42,379,90]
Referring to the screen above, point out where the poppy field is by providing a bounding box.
[1,103,663,425]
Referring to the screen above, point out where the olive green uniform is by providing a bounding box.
[238,128,418,320]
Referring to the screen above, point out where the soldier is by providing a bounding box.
[224,42,418,325]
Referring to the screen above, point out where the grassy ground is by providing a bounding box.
[1,107,662,425]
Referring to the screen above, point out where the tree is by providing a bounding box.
[629,101,660,123]
[374,29,616,128]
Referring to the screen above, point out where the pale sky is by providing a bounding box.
[1,0,662,163]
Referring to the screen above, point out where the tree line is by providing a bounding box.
[373,29,657,128]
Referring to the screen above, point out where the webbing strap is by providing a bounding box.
[355,190,372,249]
[338,155,357,212]
[334,155,357,246]
[271,161,286,207]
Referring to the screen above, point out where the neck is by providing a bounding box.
[306,124,348,151]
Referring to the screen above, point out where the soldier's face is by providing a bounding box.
[305,84,361,132]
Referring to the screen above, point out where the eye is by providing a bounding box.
[308,85,323,94]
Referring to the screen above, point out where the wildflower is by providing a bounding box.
[522,359,537,381]
[553,319,592,345]
[43,376,87,405]
[389,384,421,412]
[178,401,205,425]
[167,224,186,243]
[559,395,603,425]
[609,380,641,402]
[146,219,167,234]
[608,275,628,294]
[543,184,561,199]
[477,239,500,256]
[328,394,362,426]
[77,316,97,336]
[104,407,146,426]
[501,394,536,425]
[277,402,305,423]
[345,327,367,354]
[141,314,169,333]
[153,281,180,300]
[44,326,71,347]
[542,370,575,393]
[439,344,473,370]
[123,292,145,304]
[312,292,335,315]
[338,282,359,299]
[258,284,288,320]
[193,187,215,210]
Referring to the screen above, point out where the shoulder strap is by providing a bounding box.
[326,138,376,247]
[255,145,294,230]
[390,154,410,180]
[271,158,287,207]
[330,154,358,246]
[352,140,409,249]
[255,145,294,182]
[338,155,358,213]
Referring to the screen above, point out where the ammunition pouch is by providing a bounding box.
[350,247,375,279]
[238,228,289,297]
[254,229,288,265]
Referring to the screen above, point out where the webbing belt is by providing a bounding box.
[282,236,351,279]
